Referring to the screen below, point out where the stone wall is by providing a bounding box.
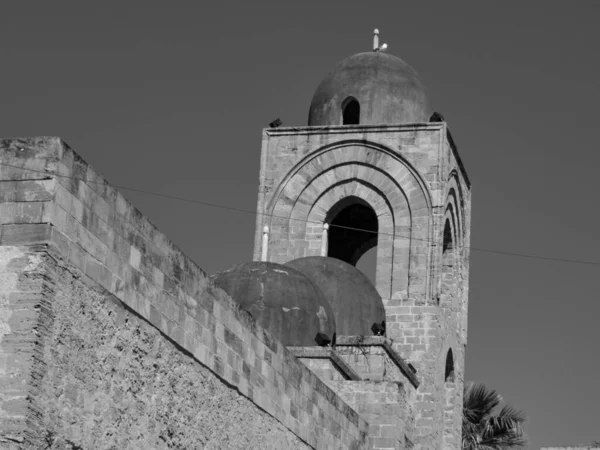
[253,124,471,449]
[0,137,369,449]
[0,245,312,449]
[332,381,415,450]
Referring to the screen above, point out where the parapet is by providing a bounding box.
[335,336,419,388]
[288,346,360,382]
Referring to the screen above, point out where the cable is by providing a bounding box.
[2,161,600,267]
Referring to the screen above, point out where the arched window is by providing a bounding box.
[342,97,360,125]
[326,196,377,266]
[445,349,455,383]
[439,217,456,306]
[443,219,453,254]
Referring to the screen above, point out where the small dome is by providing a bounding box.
[308,51,431,126]
[284,257,385,336]
[211,261,335,347]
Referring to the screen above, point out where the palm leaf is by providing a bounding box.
[463,383,501,424]
[462,382,528,450]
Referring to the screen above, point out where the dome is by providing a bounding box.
[284,257,385,336]
[308,51,431,126]
[211,261,335,347]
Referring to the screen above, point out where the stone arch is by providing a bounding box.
[445,170,466,246]
[325,196,378,265]
[264,140,433,304]
[438,171,464,308]
[303,179,399,297]
[440,205,458,309]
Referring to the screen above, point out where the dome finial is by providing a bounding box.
[373,28,379,51]
[373,29,388,52]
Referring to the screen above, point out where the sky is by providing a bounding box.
[2,1,599,448]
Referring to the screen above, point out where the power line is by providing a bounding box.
[2,161,600,267]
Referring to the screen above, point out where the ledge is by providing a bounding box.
[263,122,444,136]
[287,346,361,381]
[335,336,420,388]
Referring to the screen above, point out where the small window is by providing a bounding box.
[445,349,455,383]
[342,97,360,125]
[443,219,453,253]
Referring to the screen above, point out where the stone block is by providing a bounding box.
[0,223,51,246]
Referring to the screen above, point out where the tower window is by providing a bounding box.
[443,219,453,254]
[445,349,455,383]
[342,97,360,125]
[327,197,377,266]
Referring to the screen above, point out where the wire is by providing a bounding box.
[2,161,600,267]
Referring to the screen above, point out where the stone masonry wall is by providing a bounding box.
[1,245,312,449]
[253,124,471,449]
[0,137,369,449]
[332,381,416,450]
[0,245,51,449]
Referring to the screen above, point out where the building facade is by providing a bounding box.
[251,45,472,449]
[0,36,471,449]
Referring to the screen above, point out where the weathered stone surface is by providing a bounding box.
[0,44,472,449]
[0,137,370,450]
[37,256,311,450]
[254,121,471,449]
[211,261,336,347]
[288,347,360,383]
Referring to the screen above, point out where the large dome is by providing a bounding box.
[211,261,335,347]
[284,257,385,336]
[308,51,431,126]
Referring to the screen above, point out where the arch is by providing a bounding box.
[342,96,360,125]
[445,169,466,246]
[266,140,432,218]
[440,208,458,308]
[303,178,399,298]
[264,141,433,303]
[444,348,455,383]
[326,196,378,265]
[443,218,454,254]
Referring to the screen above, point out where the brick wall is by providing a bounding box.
[0,137,369,449]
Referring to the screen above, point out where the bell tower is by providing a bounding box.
[253,34,471,450]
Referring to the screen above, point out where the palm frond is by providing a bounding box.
[462,382,528,450]
[463,383,501,424]
[497,404,526,424]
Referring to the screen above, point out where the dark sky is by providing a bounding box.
[2,2,599,448]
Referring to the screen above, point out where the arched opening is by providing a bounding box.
[327,197,378,267]
[443,219,454,254]
[440,217,456,307]
[444,349,455,383]
[342,97,360,125]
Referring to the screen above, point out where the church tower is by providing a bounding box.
[252,32,471,449]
